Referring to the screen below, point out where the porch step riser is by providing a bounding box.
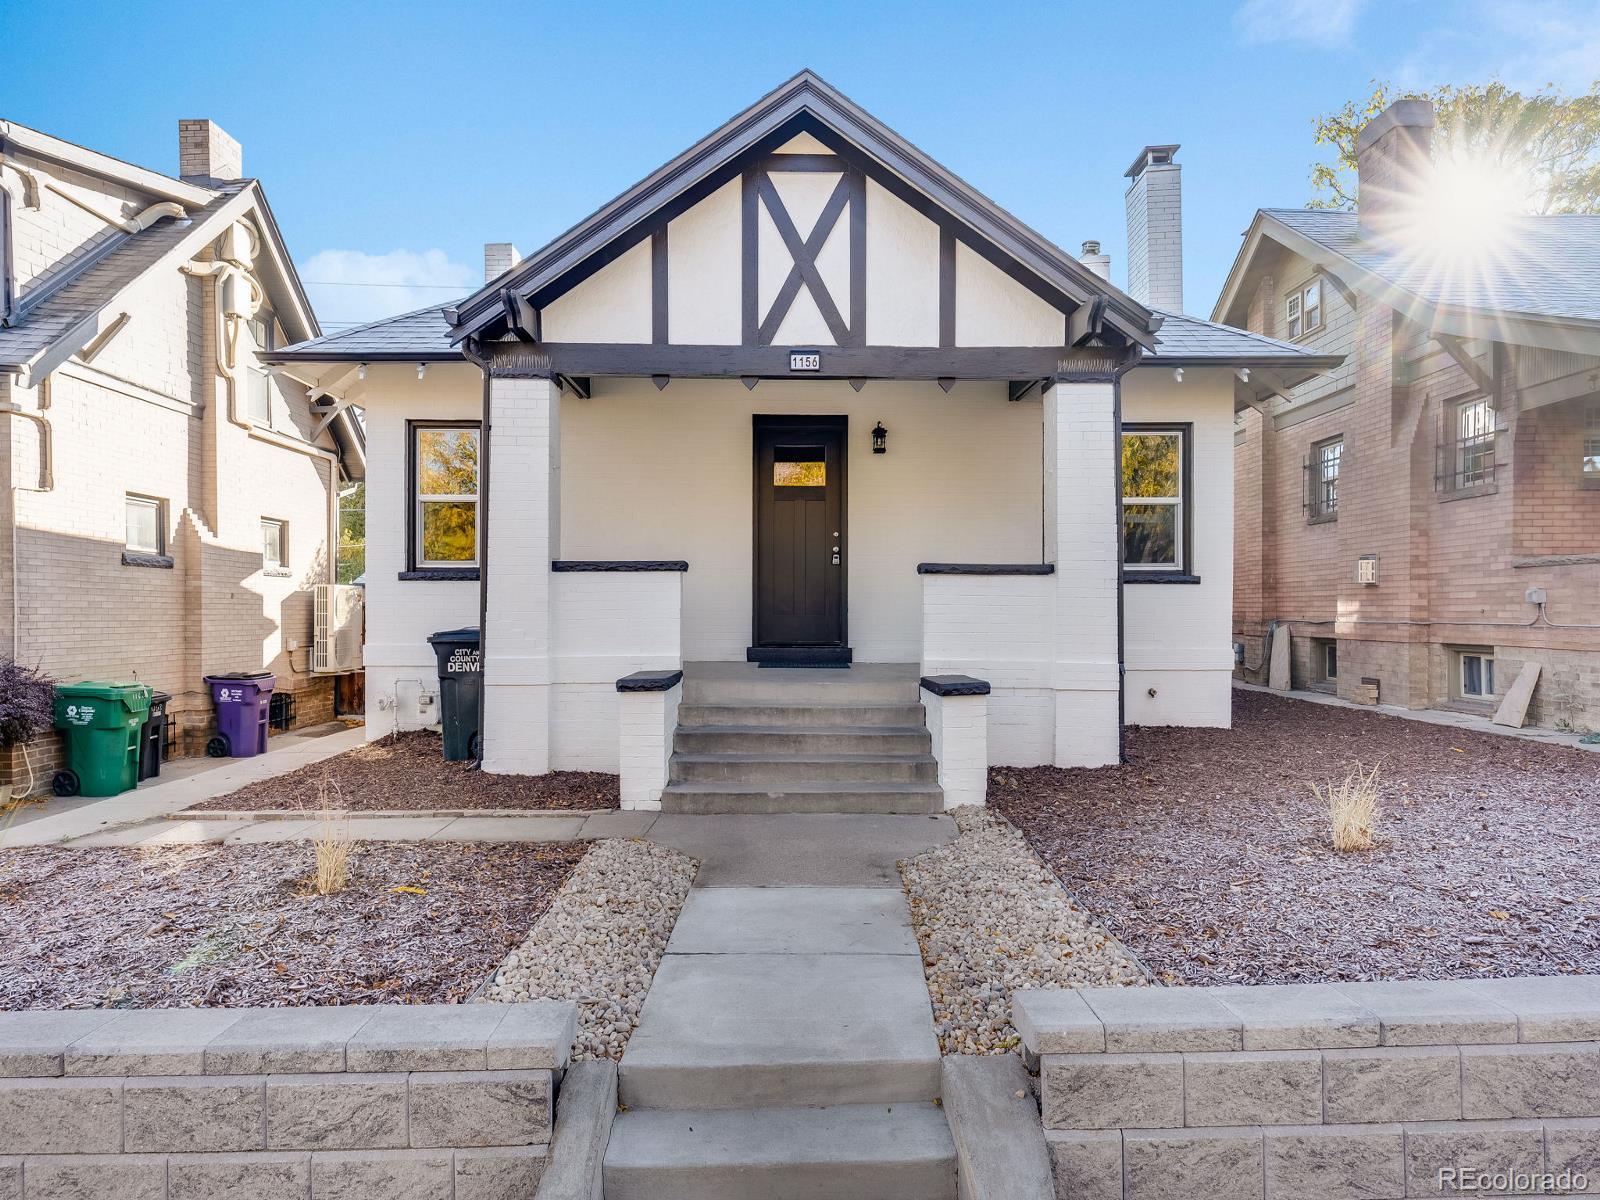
[659,787,944,815]
[676,703,929,728]
[603,1105,956,1200]
[673,728,932,755]
[670,757,938,784]
[682,679,921,706]
[617,1059,942,1111]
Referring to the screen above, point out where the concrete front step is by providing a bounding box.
[677,703,929,728]
[659,781,945,815]
[618,952,942,1110]
[682,671,921,707]
[603,1103,957,1200]
[673,724,932,756]
[669,752,937,785]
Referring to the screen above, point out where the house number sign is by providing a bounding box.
[789,351,821,372]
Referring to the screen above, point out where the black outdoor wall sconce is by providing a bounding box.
[872,422,888,454]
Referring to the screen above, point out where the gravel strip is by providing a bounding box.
[482,838,697,1061]
[186,731,619,813]
[994,690,1600,986]
[0,841,586,1008]
[899,806,1144,1055]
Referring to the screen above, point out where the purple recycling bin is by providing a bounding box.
[203,672,275,758]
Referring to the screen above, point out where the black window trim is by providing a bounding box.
[406,418,482,578]
[1121,421,1193,579]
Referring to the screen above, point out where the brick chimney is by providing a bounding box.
[1124,144,1182,312]
[178,120,242,183]
[1356,99,1435,242]
[1079,239,1111,281]
[484,243,521,282]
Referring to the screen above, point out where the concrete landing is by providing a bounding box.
[666,886,918,955]
[644,812,953,887]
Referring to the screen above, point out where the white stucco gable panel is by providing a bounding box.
[543,237,652,343]
[773,131,833,155]
[666,178,740,345]
[955,242,1063,347]
[758,201,836,346]
[864,179,938,346]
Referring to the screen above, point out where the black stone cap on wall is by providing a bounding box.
[616,670,684,692]
[553,561,689,572]
[920,674,992,697]
[916,563,1055,575]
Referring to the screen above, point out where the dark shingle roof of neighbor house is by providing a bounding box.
[270,302,465,361]
[1145,309,1320,362]
[0,186,244,369]
[1265,208,1600,326]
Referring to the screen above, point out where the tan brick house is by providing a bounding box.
[1216,99,1600,731]
[0,118,364,794]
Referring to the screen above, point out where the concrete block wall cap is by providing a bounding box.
[344,1003,575,1073]
[64,1009,248,1077]
[1330,979,1519,1046]
[1464,975,1600,1042]
[1209,982,1382,1050]
[203,1007,378,1075]
[486,1001,577,1071]
[1078,986,1243,1052]
[1013,989,1107,1055]
[919,674,992,697]
[0,1011,120,1078]
[616,670,685,693]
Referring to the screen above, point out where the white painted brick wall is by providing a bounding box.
[923,688,988,807]
[618,682,679,809]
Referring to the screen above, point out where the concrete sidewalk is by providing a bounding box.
[0,726,369,847]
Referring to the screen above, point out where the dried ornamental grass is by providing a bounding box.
[312,779,353,895]
[1312,762,1381,852]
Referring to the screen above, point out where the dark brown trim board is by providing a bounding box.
[616,670,684,692]
[938,226,956,348]
[917,563,1055,575]
[552,560,689,572]
[651,228,668,345]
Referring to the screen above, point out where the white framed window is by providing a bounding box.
[1313,638,1338,685]
[1454,397,1496,488]
[412,423,480,568]
[125,494,165,554]
[261,518,288,571]
[1454,648,1496,701]
[1284,280,1323,340]
[1309,435,1342,520]
[245,367,272,425]
[1121,426,1187,572]
[1583,400,1600,482]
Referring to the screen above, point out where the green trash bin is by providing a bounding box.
[52,682,153,797]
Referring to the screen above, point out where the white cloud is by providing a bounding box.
[297,248,476,330]
[1394,0,1600,92]
[1234,0,1366,46]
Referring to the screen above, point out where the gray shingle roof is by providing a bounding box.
[269,303,463,361]
[1147,309,1322,361]
[1267,208,1600,325]
[0,186,242,369]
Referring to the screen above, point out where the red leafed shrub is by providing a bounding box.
[0,659,55,748]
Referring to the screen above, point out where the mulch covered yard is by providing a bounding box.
[187,731,618,813]
[0,840,587,1008]
[993,691,1600,986]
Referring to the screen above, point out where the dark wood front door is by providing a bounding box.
[753,416,846,648]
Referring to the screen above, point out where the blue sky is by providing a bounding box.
[4,0,1596,330]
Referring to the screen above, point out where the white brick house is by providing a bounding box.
[0,118,364,789]
[272,73,1334,810]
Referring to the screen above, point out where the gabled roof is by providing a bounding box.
[1214,207,1600,352]
[447,70,1160,349]
[1146,308,1338,370]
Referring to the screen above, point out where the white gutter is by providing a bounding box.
[0,120,214,208]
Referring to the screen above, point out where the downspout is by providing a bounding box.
[180,259,252,433]
[460,338,492,770]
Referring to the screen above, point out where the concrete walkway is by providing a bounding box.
[604,813,958,1199]
[0,726,369,847]
[1236,680,1600,752]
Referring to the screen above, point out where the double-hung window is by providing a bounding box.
[1309,435,1342,520]
[1284,280,1323,340]
[412,423,480,568]
[1121,425,1188,574]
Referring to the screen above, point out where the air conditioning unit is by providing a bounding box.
[313,583,364,673]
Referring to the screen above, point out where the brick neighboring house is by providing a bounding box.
[1216,99,1600,731]
[0,118,365,794]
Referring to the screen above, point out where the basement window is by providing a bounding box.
[1453,647,1496,703]
[1312,638,1338,691]
[1583,400,1600,487]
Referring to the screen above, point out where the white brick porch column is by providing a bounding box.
[481,372,560,775]
[1043,379,1122,767]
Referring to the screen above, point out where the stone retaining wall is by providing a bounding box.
[0,1002,576,1199]
[1016,976,1600,1199]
